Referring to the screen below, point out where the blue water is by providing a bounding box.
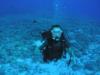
[0,0,100,20]
[0,0,100,75]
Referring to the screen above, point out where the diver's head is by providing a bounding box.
[50,25,63,41]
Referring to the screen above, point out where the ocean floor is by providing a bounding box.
[0,15,100,75]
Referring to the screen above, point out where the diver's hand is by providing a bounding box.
[32,40,44,55]
[33,40,42,47]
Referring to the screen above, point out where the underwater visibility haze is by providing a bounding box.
[0,0,100,75]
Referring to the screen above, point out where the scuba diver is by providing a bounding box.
[39,25,71,62]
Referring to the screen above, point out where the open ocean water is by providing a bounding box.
[0,0,100,75]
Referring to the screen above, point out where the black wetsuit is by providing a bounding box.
[41,31,70,62]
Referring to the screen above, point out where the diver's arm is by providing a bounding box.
[39,40,47,51]
[33,40,45,48]
[32,40,45,55]
[67,47,77,65]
